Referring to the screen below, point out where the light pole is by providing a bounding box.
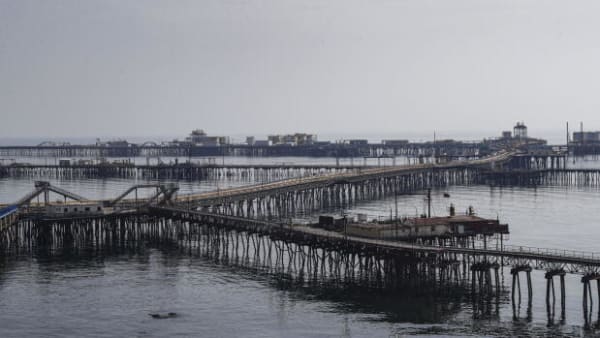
[341,208,348,242]
[344,213,348,242]
[427,188,431,218]
[394,179,398,240]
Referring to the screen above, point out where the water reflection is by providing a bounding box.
[0,216,594,337]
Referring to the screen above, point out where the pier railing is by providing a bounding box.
[159,206,600,267]
[425,242,600,263]
[501,244,600,261]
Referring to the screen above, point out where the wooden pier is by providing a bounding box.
[0,163,368,181]
[3,149,599,325]
[481,169,600,186]
[3,205,600,325]
[0,141,484,158]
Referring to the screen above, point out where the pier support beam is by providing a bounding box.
[545,269,566,324]
[511,265,533,320]
[582,274,600,328]
[470,261,501,295]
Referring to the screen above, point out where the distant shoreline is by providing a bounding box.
[0,129,568,146]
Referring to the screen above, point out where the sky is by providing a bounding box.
[1,0,599,142]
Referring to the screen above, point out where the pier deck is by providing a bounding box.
[175,151,515,205]
[153,206,600,272]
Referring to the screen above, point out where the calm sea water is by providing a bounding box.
[1,157,600,337]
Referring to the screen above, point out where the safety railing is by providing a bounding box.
[414,241,600,262]
[501,244,600,261]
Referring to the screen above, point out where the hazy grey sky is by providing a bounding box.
[1,0,599,139]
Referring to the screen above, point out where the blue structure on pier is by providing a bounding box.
[0,205,18,219]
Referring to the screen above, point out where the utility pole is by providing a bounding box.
[427,188,431,218]
[342,209,348,242]
[433,131,436,164]
[566,122,570,166]
[394,180,399,239]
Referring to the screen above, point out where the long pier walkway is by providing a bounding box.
[0,162,372,181]
[174,151,515,207]
[0,151,516,214]
[150,205,600,325]
[153,206,600,272]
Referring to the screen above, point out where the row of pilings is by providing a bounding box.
[0,165,356,181]
[6,157,600,190]
[198,167,480,220]
[479,169,600,186]
[5,165,600,188]
[4,215,600,327]
[0,155,448,180]
[0,216,500,302]
[0,143,482,158]
[507,155,568,171]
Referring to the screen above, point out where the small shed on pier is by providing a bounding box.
[344,215,508,240]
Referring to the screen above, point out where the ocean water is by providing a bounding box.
[0,157,600,337]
